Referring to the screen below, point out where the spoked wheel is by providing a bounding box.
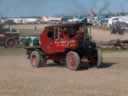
[31,55,37,65]
[30,51,46,68]
[5,38,18,48]
[66,51,80,71]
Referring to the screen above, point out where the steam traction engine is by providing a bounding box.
[25,20,102,70]
[0,24,19,48]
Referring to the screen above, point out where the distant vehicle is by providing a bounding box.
[111,21,128,34]
[25,19,102,71]
[67,18,82,23]
[0,24,19,48]
[40,16,62,23]
[20,36,40,47]
[119,16,128,24]
[108,17,119,27]
[108,16,128,27]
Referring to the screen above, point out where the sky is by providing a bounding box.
[0,0,128,17]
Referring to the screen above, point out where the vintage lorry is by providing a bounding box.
[25,19,102,70]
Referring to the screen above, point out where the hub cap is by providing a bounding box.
[68,54,76,67]
[32,55,37,65]
[7,39,16,48]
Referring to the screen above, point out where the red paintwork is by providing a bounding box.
[40,23,84,55]
[32,55,37,65]
[63,33,70,40]
[68,54,76,67]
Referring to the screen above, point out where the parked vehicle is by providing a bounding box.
[0,24,19,48]
[111,21,128,34]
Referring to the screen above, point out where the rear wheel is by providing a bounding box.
[66,51,80,70]
[5,38,18,48]
[30,51,46,68]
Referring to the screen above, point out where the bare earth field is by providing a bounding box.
[0,48,128,96]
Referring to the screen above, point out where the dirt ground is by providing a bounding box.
[0,48,128,96]
[91,28,128,42]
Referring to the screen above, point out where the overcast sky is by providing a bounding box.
[0,0,128,17]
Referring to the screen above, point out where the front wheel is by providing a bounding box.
[66,51,80,71]
[30,51,46,68]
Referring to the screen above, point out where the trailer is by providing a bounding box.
[100,39,128,49]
